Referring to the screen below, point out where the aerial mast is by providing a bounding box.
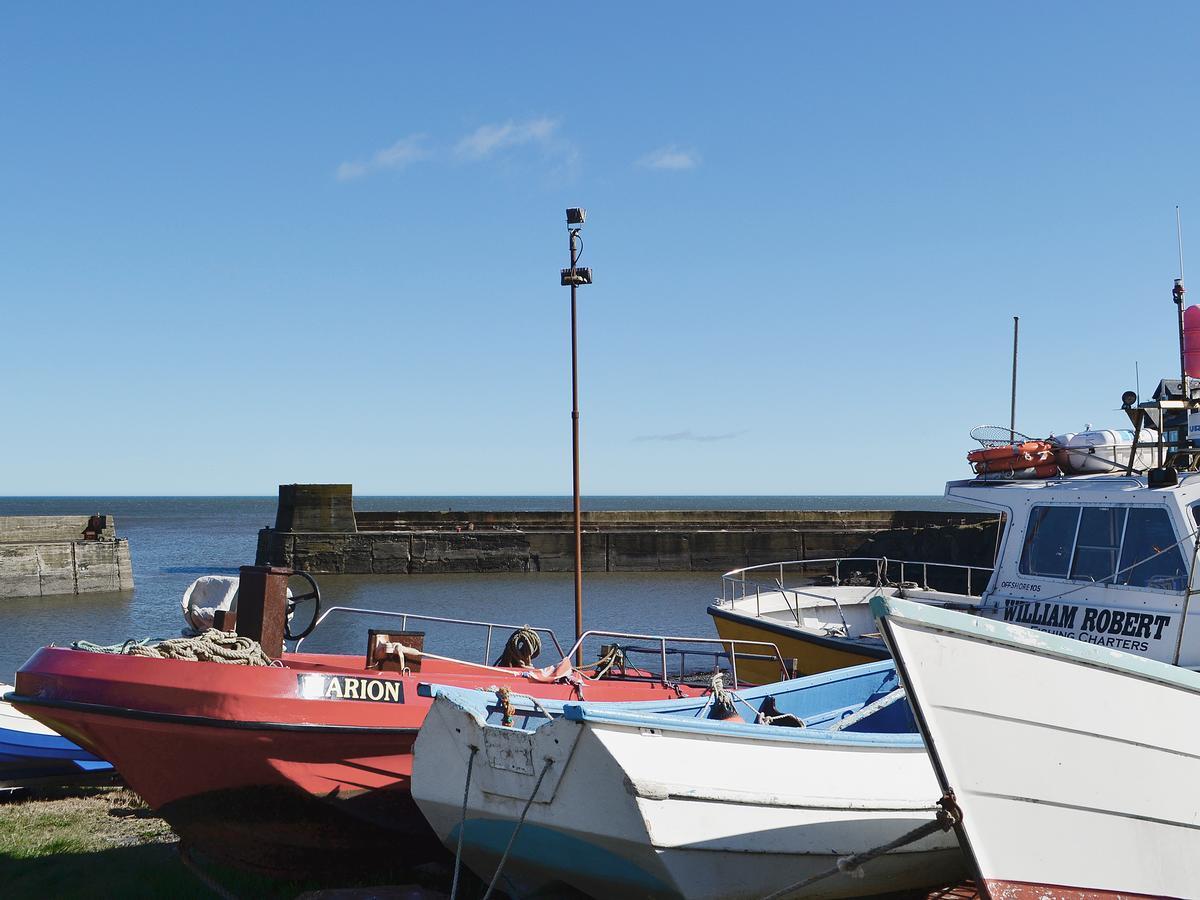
[1175,207,1190,450]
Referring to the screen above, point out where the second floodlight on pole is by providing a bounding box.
[562,208,593,286]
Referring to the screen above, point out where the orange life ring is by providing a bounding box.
[967,440,1053,464]
[972,448,1055,474]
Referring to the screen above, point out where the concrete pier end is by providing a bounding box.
[0,515,134,599]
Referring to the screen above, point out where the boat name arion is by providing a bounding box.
[296,673,405,703]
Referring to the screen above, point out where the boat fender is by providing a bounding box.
[705,672,743,721]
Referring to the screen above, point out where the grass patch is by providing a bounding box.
[0,785,457,899]
[0,786,312,898]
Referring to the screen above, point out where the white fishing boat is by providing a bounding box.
[874,594,1200,899]
[710,385,1200,677]
[412,660,964,899]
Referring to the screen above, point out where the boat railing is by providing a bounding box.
[719,557,995,621]
[293,606,567,664]
[566,629,793,687]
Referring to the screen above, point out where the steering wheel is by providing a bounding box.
[285,571,321,641]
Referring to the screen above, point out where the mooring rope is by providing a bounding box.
[72,630,279,666]
[494,626,542,668]
[177,842,240,900]
[450,745,480,900]
[481,757,554,900]
[71,637,156,654]
[759,802,959,900]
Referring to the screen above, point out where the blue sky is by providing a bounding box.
[1,3,1197,495]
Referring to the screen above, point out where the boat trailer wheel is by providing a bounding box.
[285,571,321,641]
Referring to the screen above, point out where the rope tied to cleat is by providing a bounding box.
[760,792,962,899]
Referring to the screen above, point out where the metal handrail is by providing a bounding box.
[564,629,793,687]
[293,606,567,663]
[718,556,995,606]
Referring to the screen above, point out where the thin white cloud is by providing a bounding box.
[454,117,559,161]
[638,146,701,171]
[634,429,747,443]
[336,134,430,181]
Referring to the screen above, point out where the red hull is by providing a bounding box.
[11,647,695,873]
[984,882,1174,900]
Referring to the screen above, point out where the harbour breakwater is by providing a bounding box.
[0,515,133,598]
[255,485,998,575]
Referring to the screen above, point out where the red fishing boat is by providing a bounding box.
[8,568,787,875]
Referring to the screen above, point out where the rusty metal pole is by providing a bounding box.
[561,209,592,666]
[569,224,584,665]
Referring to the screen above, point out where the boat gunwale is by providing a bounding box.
[872,595,1200,695]
[706,602,891,655]
[4,692,421,735]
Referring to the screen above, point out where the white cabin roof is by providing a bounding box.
[945,473,1200,516]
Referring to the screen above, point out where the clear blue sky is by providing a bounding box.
[2,3,1197,495]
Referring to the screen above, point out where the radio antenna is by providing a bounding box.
[1176,206,1191,450]
[1178,205,1187,284]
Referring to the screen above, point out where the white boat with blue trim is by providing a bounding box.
[411,662,964,899]
[0,682,113,791]
[875,593,1200,899]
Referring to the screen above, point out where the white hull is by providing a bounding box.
[413,690,963,899]
[877,596,1200,899]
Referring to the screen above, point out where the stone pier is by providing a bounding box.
[0,515,134,598]
[255,485,997,575]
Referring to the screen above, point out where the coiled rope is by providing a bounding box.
[494,627,542,668]
[72,630,279,667]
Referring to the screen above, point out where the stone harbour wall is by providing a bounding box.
[0,515,134,599]
[256,486,997,575]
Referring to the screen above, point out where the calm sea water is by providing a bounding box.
[0,495,963,680]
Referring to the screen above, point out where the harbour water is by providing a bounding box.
[0,495,961,679]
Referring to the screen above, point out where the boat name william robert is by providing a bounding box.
[1002,598,1171,653]
[296,674,404,703]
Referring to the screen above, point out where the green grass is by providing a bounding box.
[0,787,333,899]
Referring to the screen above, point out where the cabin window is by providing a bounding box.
[1018,504,1187,592]
[1019,506,1079,578]
[1116,508,1188,590]
[1070,507,1127,582]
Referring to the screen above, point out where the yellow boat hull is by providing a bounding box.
[709,606,888,684]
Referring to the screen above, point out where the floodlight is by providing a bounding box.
[560,267,593,286]
[566,208,586,226]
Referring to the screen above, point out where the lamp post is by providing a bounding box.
[561,208,592,664]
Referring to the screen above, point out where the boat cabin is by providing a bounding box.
[950,472,1200,667]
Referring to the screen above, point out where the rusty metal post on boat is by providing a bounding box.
[561,207,592,665]
[236,565,291,658]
